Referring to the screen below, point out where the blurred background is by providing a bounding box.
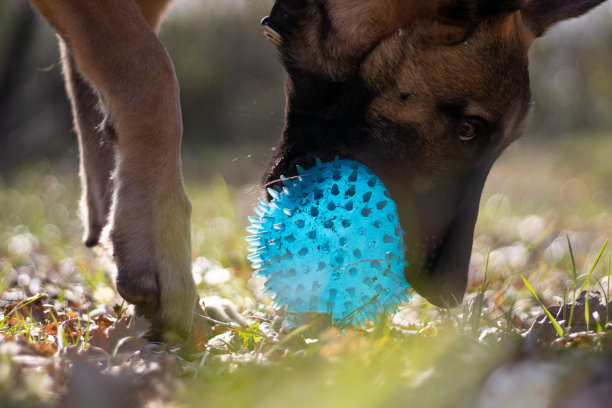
[0,0,285,182]
[1,0,611,181]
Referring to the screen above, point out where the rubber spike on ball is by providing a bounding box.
[247,158,411,327]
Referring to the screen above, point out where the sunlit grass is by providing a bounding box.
[188,175,250,271]
[0,133,611,406]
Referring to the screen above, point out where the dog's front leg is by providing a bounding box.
[60,42,115,248]
[30,0,197,338]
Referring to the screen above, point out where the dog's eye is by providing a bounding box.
[458,119,480,142]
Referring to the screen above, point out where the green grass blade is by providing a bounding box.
[604,255,610,327]
[585,280,590,331]
[263,320,318,358]
[0,293,45,330]
[580,240,608,332]
[566,239,608,334]
[522,275,564,338]
[594,276,609,327]
[566,235,578,283]
[471,256,490,337]
[583,240,608,288]
[566,236,578,334]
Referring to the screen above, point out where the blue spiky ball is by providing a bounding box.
[247,158,410,327]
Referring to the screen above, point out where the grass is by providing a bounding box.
[0,133,612,407]
[522,274,565,337]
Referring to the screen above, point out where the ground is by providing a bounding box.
[1,133,611,408]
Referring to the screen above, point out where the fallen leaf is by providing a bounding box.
[492,290,506,308]
[4,294,46,324]
[90,316,150,355]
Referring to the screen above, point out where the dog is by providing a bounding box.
[27,0,608,340]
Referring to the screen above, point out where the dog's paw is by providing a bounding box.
[107,184,197,340]
[113,255,160,316]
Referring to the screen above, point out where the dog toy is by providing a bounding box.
[246,157,410,327]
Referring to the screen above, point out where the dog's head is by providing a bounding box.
[263,0,607,307]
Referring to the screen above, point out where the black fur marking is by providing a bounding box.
[399,93,412,102]
[437,102,468,119]
[438,1,474,25]
[85,236,99,248]
[264,73,376,188]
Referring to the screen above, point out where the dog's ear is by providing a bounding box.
[430,0,526,43]
[521,0,607,37]
[437,0,525,25]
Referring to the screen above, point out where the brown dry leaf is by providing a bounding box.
[513,315,523,327]
[89,316,150,355]
[492,290,506,308]
[44,321,58,337]
[4,294,46,324]
[552,332,611,349]
[528,291,610,342]
[93,314,115,331]
[47,311,70,323]
[31,339,57,356]
[212,324,228,337]
[192,314,213,352]
[60,318,88,344]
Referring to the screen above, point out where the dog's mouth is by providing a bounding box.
[403,230,471,308]
[263,153,488,309]
[392,165,489,308]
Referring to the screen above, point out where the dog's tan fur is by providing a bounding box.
[365,14,533,167]
[290,0,436,78]
[30,0,196,337]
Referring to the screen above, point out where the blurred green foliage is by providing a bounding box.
[528,4,612,135]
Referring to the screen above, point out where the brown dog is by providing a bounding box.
[28,0,608,339]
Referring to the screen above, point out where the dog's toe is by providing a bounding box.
[85,236,99,247]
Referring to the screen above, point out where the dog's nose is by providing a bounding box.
[411,278,466,308]
[403,224,472,309]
